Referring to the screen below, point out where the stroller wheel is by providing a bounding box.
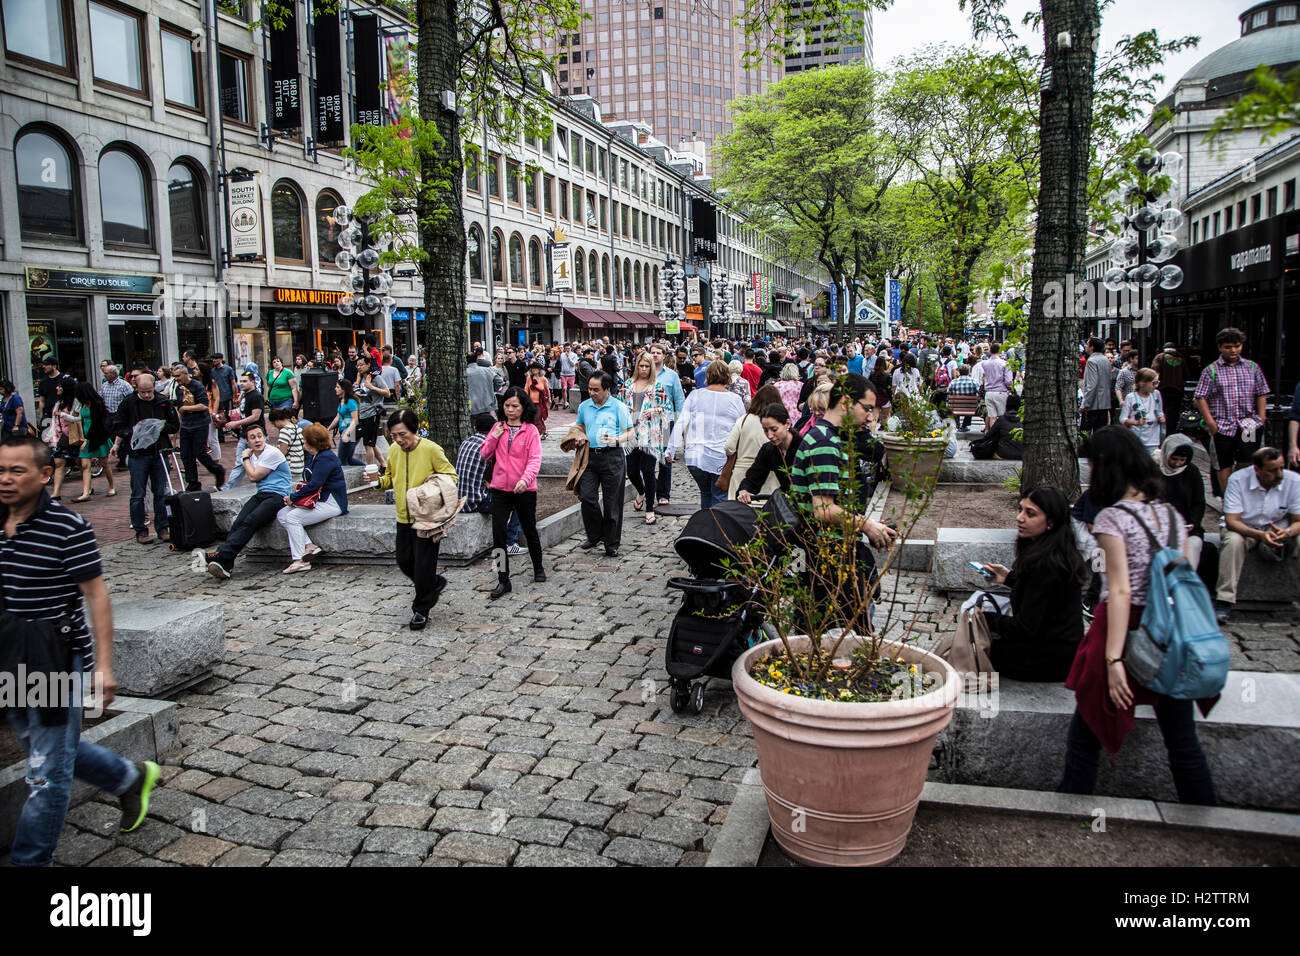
[690,682,705,715]
[670,682,690,714]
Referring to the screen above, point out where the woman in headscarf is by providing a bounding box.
[1154,433,1212,579]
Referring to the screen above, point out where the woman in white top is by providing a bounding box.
[723,384,781,500]
[892,351,924,399]
[667,359,746,510]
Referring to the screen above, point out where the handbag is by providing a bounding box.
[935,592,998,676]
[66,416,85,448]
[291,481,320,509]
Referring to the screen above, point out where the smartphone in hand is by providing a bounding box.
[968,561,995,579]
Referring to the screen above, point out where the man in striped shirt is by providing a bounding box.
[98,361,132,471]
[0,436,160,865]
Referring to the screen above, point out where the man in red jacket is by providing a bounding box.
[741,349,763,394]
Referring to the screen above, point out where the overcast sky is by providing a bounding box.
[872,0,1246,99]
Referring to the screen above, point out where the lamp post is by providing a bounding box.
[659,255,686,338]
[333,205,395,351]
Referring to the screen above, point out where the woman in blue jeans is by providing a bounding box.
[329,379,364,466]
[1059,426,1217,804]
[666,359,745,510]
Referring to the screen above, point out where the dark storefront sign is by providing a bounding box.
[269,0,302,131]
[352,14,383,126]
[313,0,344,145]
[267,287,346,306]
[107,298,156,317]
[1159,211,1298,296]
[26,268,162,296]
[690,197,717,261]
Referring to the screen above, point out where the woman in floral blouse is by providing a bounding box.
[618,351,672,526]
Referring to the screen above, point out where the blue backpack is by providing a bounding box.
[1116,503,1230,700]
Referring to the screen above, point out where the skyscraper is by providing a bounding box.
[547,0,784,144]
[784,4,874,73]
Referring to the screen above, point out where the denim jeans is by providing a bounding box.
[220,437,248,489]
[338,440,364,467]
[215,491,284,570]
[127,452,169,535]
[687,464,727,510]
[7,655,137,866]
[1058,704,1217,805]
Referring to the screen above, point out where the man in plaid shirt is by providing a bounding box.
[946,364,980,431]
[455,413,523,553]
[1195,326,1270,494]
[98,361,133,470]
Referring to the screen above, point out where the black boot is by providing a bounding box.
[534,567,547,584]
[490,572,512,600]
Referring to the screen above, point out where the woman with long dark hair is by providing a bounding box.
[617,352,671,525]
[982,486,1086,680]
[328,379,363,466]
[723,384,781,500]
[67,381,115,501]
[1058,425,1217,804]
[736,402,803,504]
[48,376,79,500]
[481,386,545,599]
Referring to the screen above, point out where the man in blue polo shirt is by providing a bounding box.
[575,372,632,557]
[206,423,291,579]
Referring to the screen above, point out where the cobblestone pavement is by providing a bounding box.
[37,465,1299,867]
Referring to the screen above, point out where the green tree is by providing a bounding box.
[1209,64,1300,147]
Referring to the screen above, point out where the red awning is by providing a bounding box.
[564,307,615,328]
[618,310,658,327]
[677,322,699,333]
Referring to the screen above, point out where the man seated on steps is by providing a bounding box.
[1213,446,1300,624]
[204,424,291,580]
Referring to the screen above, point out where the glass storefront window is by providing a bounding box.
[177,314,213,360]
[27,294,88,391]
[108,319,161,373]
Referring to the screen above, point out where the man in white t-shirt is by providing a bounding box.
[1214,446,1300,621]
[205,424,292,580]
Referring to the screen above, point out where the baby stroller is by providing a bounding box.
[665,500,768,715]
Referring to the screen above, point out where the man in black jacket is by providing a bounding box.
[577,348,599,402]
[114,373,180,544]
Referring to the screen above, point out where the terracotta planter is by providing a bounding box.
[878,433,947,491]
[732,636,960,866]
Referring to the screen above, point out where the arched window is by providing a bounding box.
[508,233,524,285]
[271,180,306,263]
[652,266,659,305]
[528,238,542,288]
[634,262,642,301]
[315,190,344,266]
[99,147,151,247]
[490,230,504,283]
[574,246,586,293]
[612,256,620,299]
[15,127,80,241]
[167,161,207,255]
[589,252,599,296]
[623,260,631,298]
[467,224,484,281]
[601,254,610,296]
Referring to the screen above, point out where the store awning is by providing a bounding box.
[810,323,829,333]
[564,307,616,328]
[617,310,658,327]
[677,322,699,333]
[765,319,785,333]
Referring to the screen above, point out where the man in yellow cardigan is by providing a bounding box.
[375,409,457,630]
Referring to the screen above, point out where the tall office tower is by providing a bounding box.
[547,0,784,144]
[784,4,874,73]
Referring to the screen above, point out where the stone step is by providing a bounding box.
[929,670,1300,811]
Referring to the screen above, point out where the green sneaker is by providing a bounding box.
[119,760,160,833]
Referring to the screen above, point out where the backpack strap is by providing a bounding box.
[1113,501,1163,554]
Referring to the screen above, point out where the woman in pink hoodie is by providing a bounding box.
[481,386,545,599]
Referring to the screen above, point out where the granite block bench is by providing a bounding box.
[113,599,226,698]
[928,670,1300,811]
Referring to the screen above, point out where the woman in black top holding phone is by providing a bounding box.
[981,485,1088,681]
[736,403,802,504]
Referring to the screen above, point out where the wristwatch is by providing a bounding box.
[1105,656,1121,666]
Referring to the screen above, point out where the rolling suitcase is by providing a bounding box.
[160,447,217,551]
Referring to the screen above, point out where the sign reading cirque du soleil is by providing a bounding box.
[228,180,263,258]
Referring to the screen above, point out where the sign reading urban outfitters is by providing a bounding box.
[270,287,345,306]
[25,268,162,295]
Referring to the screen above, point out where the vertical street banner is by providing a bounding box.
[269,0,301,131]
[829,284,838,325]
[352,14,383,126]
[690,197,718,260]
[686,275,701,307]
[313,0,344,144]
[383,33,412,124]
[887,277,903,326]
[763,276,772,314]
[751,273,761,312]
[551,230,572,292]
[227,173,263,259]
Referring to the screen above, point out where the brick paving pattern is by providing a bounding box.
[24,458,1299,866]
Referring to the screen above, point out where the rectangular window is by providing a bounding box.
[487,153,501,198]
[465,152,481,193]
[161,27,200,110]
[599,147,608,180]
[1237,199,1247,225]
[543,173,554,214]
[585,191,596,226]
[1278,5,1297,21]
[585,141,595,173]
[571,131,582,164]
[574,184,584,222]
[1250,193,1261,221]
[632,208,640,241]
[1266,186,1277,217]
[218,50,251,124]
[506,159,521,203]
[525,169,538,209]
[559,179,569,219]
[1213,210,1221,236]
[621,205,629,236]
[600,196,608,231]
[89,1,146,93]
[631,166,639,192]
[2,0,73,71]
[1285,179,1296,210]
[556,124,569,161]
[1224,204,1233,230]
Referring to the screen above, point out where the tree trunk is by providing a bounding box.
[1022,0,1099,496]
[418,0,468,453]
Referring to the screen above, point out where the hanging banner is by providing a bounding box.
[887,276,902,326]
[352,14,383,126]
[686,275,701,307]
[751,273,761,312]
[383,33,412,124]
[268,0,301,131]
[313,0,344,144]
[690,197,717,261]
[829,283,838,325]
[227,174,263,259]
[551,241,572,292]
